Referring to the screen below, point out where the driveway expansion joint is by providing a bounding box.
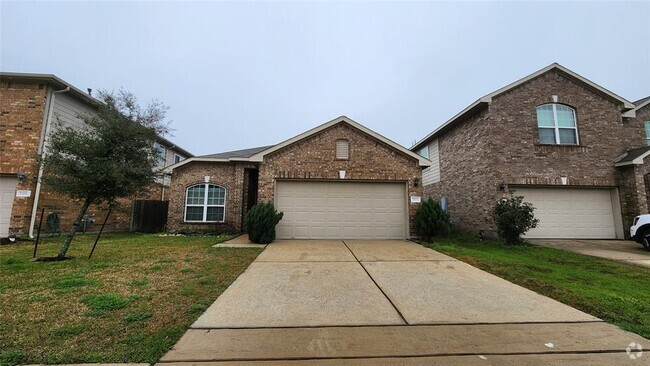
[342,240,409,325]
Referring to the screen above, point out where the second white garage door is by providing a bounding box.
[275,181,407,239]
[514,187,618,239]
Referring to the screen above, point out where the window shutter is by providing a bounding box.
[336,140,349,159]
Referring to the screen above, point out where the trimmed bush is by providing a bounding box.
[414,198,451,242]
[492,193,539,244]
[244,202,284,244]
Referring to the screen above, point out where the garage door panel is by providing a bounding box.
[276,181,406,239]
[0,177,18,238]
[516,187,616,239]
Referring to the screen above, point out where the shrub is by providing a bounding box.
[244,202,284,244]
[492,193,540,244]
[414,198,451,242]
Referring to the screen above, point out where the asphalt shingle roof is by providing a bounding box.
[197,145,275,159]
[615,146,650,164]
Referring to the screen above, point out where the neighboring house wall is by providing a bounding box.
[423,109,493,233]
[257,123,423,235]
[0,81,48,235]
[421,70,637,237]
[421,139,440,186]
[619,104,650,230]
[0,76,190,237]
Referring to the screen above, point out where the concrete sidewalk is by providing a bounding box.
[530,239,650,268]
[159,240,649,365]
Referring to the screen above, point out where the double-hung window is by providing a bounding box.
[184,184,226,222]
[645,121,650,146]
[536,104,578,145]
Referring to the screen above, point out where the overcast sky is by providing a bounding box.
[2,1,649,156]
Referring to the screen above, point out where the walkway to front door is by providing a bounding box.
[159,240,648,365]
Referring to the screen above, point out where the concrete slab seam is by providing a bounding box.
[341,240,409,325]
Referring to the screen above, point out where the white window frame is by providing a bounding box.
[419,145,429,159]
[645,121,650,146]
[174,154,183,164]
[154,142,167,167]
[537,104,579,145]
[184,183,226,223]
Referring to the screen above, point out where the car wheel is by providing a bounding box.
[642,232,650,251]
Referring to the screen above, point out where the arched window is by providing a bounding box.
[184,184,226,222]
[536,104,578,145]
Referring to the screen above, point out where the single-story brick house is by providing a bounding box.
[165,116,431,239]
[411,63,648,239]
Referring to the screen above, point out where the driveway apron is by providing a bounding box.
[160,239,649,365]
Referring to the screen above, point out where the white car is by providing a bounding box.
[630,214,650,250]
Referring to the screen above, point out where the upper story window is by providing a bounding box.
[645,122,650,146]
[419,145,429,159]
[184,184,226,222]
[153,142,167,167]
[336,139,349,159]
[536,104,579,145]
[174,154,183,164]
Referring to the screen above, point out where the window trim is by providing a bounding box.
[335,139,350,160]
[536,103,579,145]
[645,121,650,146]
[183,183,226,223]
[174,154,183,164]
[419,145,429,159]
[154,142,167,167]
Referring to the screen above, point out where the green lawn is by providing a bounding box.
[0,233,261,365]
[428,235,650,339]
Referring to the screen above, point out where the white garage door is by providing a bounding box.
[0,177,18,238]
[275,181,407,239]
[514,187,617,239]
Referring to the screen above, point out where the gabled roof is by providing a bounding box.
[632,96,650,113]
[0,72,99,106]
[199,146,274,159]
[1,71,194,157]
[411,63,636,151]
[614,146,650,167]
[165,116,431,172]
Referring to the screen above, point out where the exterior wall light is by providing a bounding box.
[413,178,420,187]
[499,181,507,191]
[17,172,26,182]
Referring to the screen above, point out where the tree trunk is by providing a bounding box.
[57,197,92,259]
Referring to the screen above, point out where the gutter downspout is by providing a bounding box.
[29,86,70,237]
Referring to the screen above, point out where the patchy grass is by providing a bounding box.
[427,235,650,339]
[0,232,260,365]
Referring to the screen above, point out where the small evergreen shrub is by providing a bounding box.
[244,202,284,244]
[414,198,451,242]
[492,193,539,244]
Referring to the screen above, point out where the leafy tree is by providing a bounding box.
[414,198,451,242]
[492,193,540,244]
[41,90,168,259]
[244,202,284,244]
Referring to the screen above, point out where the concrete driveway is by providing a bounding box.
[530,239,650,268]
[159,240,648,365]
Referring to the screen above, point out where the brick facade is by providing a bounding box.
[167,162,255,233]
[420,69,646,238]
[0,81,48,235]
[1,77,186,237]
[168,122,423,236]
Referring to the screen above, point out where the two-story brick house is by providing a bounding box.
[412,63,648,239]
[0,72,192,238]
